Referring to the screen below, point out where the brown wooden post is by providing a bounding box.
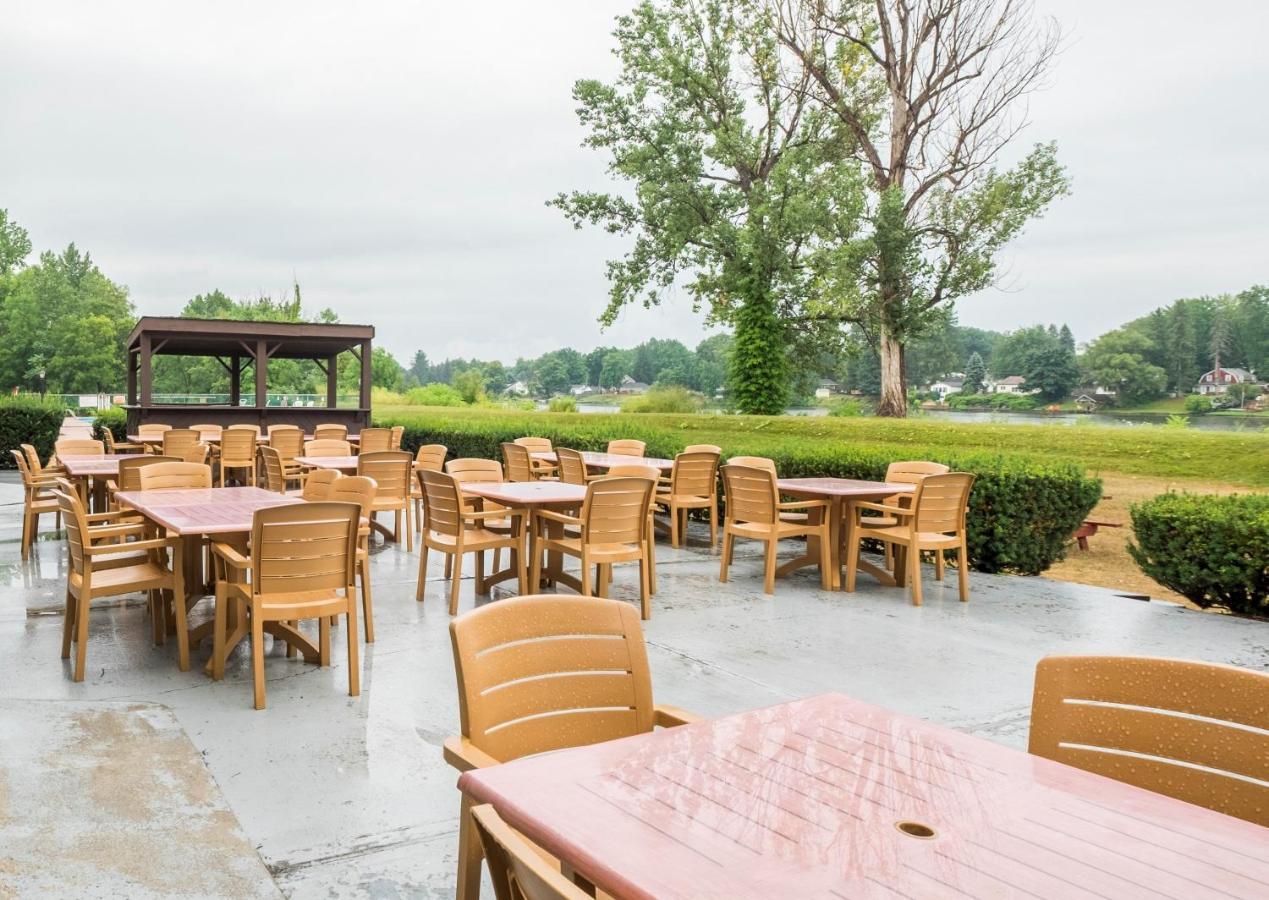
[255,340,268,410]
[327,354,339,408]
[139,334,153,407]
[229,354,241,407]
[126,349,137,405]
[359,340,372,412]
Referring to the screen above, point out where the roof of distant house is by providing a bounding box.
[1200,367,1253,380]
[996,375,1027,385]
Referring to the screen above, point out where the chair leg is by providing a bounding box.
[818,527,832,590]
[444,554,452,580]
[416,543,430,601]
[709,502,718,548]
[358,558,374,642]
[935,549,945,581]
[596,564,610,598]
[763,539,778,594]
[580,556,592,597]
[21,508,32,560]
[73,593,90,682]
[448,552,464,616]
[670,505,680,548]
[908,543,923,606]
[251,612,266,709]
[646,529,657,595]
[957,537,970,602]
[403,508,413,552]
[456,792,483,900]
[474,550,485,595]
[212,583,227,681]
[171,585,190,673]
[529,540,543,594]
[639,553,651,620]
[719,532,732,582]
[61,587,75,659]
[346,595,360,696]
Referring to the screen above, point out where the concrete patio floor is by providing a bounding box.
[0,475,1264,898]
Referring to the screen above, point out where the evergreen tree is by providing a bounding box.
[963,353,987,395]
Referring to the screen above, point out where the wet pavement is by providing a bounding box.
[0,474,1263,897]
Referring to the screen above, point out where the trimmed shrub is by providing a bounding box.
[1129,493,1269,616]
[94,406,127,441]
[377,408,1101,575]
[405,384,464,407]
[620,386,704,414]
[547,395,578,413]
[0,396,65,468]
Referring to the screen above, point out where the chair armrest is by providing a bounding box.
[86,523,148,541]
[85,509,140,523]
[778,499,828,511]
[854,501,911,516]
[654,705,702,728]
[465,508,516,522]
[443,735,500,773]
[534,509,582,526]
[211,542,251,570]
[85,536,175,555]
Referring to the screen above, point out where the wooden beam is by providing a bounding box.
[229,354,241,407]
[327,355,338,408]
[359,340,372,410]
[140,334,153,406]
[255,340,268,409]
[126,350,137,405]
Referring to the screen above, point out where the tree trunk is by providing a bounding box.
[875,323,907,418]
[730,284,787,415]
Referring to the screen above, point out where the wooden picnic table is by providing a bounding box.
[459,692,1269,900]
[532,450,674,472]
[775,477,914,591]
[294,455,359,472]
[459,481,587,594]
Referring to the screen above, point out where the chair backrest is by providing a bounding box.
[11,449,37,486]
[328,475,378,521]
[267,423,301,439]
[220,428,258,462]
[582,476,653,545]
[684,443,722,454]
[249,501,358,599]
[446,457,504,484]
[670,451,720,497]
[137,423,171,436]
[259,446,287,493]
[161,429,200,457]
[1029,655,1269,826]
[555,447,588,486]
[304,439,352,457]
[389,425,404,449]
[191,423,223,437]
[227,423,260,437]
[726,455,776,474]
[720,465,777,525]
[911,472,974,534]
[885,460,951,488]
[21,444,46,475]
[606,439,646,457]
[54,486,91,576]
[182,443,210,465]
[101,430,122,453]
[414,444,447,472]
[303,468,340,500]
[419,469,465,538]
[267,427,303,461]
[54,439,104,457]
[358,450,411,501]
[358,427,392,453]
[137,462,213,491]
[501,442,534,483]
[314,423,348,441]
[471,805,591,900]
[450,595,655,763]
[605,464,659,479]
[513,436,552,454]
[117,455,181,492]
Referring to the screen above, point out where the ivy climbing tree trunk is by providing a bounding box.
[730,284,787,415]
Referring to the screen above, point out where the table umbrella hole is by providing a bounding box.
[896,821,936,839]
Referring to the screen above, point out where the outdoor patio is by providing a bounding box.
[0,472,1263,898]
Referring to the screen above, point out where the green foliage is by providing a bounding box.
[0,396,64,468]
[93,406,127,441]
[1184,394,1211,414]
[1081,329,1168,406]
[827,398,868,417]
[0,209,32,275]
[947,392,1040,411]
[990,324,1079,400]
[451,369,487,405]
[547,395,578,413]
[1163,414,1190,429]
[375,407,1100,574]
[963,352,987,395]
[1129,493,1269,616]
[619,385,704,414]
[405,383,465,407]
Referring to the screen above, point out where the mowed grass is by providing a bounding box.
[376,405,1269,487]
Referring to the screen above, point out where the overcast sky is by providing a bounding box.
[3,1,1266,364]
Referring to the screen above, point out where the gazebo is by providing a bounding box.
[123,317,375,433]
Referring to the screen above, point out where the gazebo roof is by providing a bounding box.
[126,317,374,360]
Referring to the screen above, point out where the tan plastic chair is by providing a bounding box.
[183,443,211,465]
[136,423,171,436]
[329,475,379,643]
[226,423,260,435]
[302,468,339,500]
[719,464,830,594]
[868,460,953,568]
[606,439,646,457]
[446,595,697,900]
[103,429,143,454]
[268,428,305,487]
[159,429,199,459]
[110,455,181,507]
[55,486,185,680]
[470,805,589,900]
[211,502,361,709]
[314,423,348,441]
[260,446,288,493]
[411,444,448,531]
[654,450,719,548]
[23,443,63,478]
[137,462,213,491]
[417,469,526,615]
[684,443,722,454]
[500,442,534,483]
[1029,655,1269,827]
[12,450,59,559]
[555,447,589,486]
[304,439,352,457]
[358,427,391,453]
[358,450,414,549]
[531,476,656,619]
[218,428,258,487]
[191,423,223,438]
[54,438,104,457]
[267,423,301,440]
[445,458,515,562]
[846,472,974,605]
[606,464,661,596]
[514,436,557,479]
[389,425,404,450]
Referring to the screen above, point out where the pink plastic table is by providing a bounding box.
[460,693,1268,899]
[460,482,588,593]
[294,455,359,472]
[58,454,136,511]
[533,451,674,472]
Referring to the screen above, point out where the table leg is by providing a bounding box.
[826,497,843,590]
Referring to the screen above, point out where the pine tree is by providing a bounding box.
[963,352,987,395]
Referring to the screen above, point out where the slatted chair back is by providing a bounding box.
[501,442,534,483]
[136,424,171,437]
[513,436,552,454]
[267,423,301,440]
[414,444,447,472]
[101,430,125,454]
[911,473,974,534]
[117,455,181,492]
[555,447,588,485]
[450,595,655,763]
[605,464,660,480]
[304,439,352,457]
[161,429,200,458]
[22,444,49,475]
[472,805,591,900]
[329,475,378,520]
[358,450,411,503]
[684,443,722,454]
[446,457,504,484]
[885,459,951,489]
[54,439,104,457]
[302,469,339,500]
[419,469,465,538]
[670,451,720,497]
[720,465,778,525]
[358,427,392,453]
[390,425,404,450]
[137,462,212,491]
[226,424,260,436]
[12,449,37,485]
[606,439,646,458]
[726,455,776,474]
[260,446,287,493]
[267,427,303,462]
[182,443,210,465]
[250,502,359,599]
[191,423,222,437]
[55,486,90,577]
[220,428,258,466]
[1029,655,1269,826]
[314,423,348,440]
[581,476,653,546]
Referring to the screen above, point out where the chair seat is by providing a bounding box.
[728,519,816,540]
[371,497,408,512]
[72,561,171,593]
[540,535,643,562]
[425,528,513,550]
[857,524,960,547]
[655,493,712,507]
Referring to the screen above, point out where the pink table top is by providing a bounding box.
[777,477,915,499]
[114,487,303,535]
[533,451,674,472]
[294,455,359,471]
[461,481,587,507]
[57,454,134,477]
[459,693,1269,900]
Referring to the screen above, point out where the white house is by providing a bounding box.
[1196,367,1254,395]
[506,380,530,396]
[616,375,649,395]
[814,379,840,400]
[992,375,1035,395]
[929,378,964,401]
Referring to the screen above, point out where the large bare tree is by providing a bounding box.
[777,0,1069,416]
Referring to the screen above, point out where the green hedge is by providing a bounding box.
[378,409,1102,575]
[93,406,127,441]
[1129,493,1269,616]
[0,397,66,469]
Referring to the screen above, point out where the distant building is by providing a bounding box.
[506,380,530,396]
[1196,367,1254,395]
[929,378,964,401]
[814,379,840,400]
[569,384,600,397]
[616,375,649,395]
[992,375,1035,395]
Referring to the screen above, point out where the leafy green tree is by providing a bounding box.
[451,368,486,404]
[963,352,987,395]
[0,209,32,276]
[692,334,731,396]
[585,347,613,386]
[371,348,405,391]
[552,0,858,414]
[409,350,430,384]
[1022,342,1079,401]
[599,349,634,390]
[534,356,572,397]
[1081,330,1167,406]
[1163,302,1198,393]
